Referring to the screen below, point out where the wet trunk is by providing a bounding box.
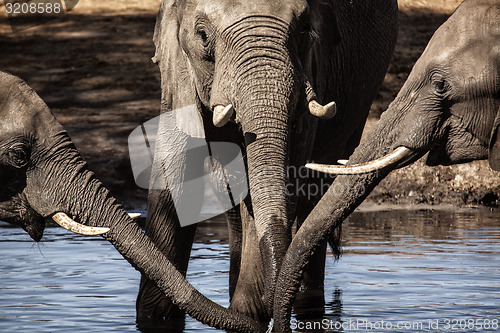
[273,97,419,332]
[27,133,261,332]
[228,17,296,318]
[240,91,292,316]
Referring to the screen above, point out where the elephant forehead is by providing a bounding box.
[426,34,498,79]
[199,0,307,28]
[0,104,40,141]
[0,84,61,142]
[421,12,498,76]
[0,92,33,135]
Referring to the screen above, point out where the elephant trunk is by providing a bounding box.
[25,132,261,332]
[240,89,292,317]
[273,95,426,332]
[228,17,297,317]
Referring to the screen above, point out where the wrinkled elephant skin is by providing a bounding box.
[275,1,500,331]
[0,71,261,332]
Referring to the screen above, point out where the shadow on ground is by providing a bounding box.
[0,5,497,208]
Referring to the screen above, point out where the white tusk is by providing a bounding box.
[337,159,349,165]
[128,213,141,219]
[213,104,234,127]
[308,100,336,119]
[306,147,414,174]
[52,212,110,236]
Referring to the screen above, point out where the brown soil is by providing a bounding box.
[0,0,498,209]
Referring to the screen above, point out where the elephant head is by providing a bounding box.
[0,71,261,332]
[274,0,500,331]
[151,0,341,318]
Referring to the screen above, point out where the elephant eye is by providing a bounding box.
[301,23,311,35]
[195,21,215,61]
[197,27,210,48]
[434,80,446,93]
[7,141,30,169]
[195,20,214,49]
[431,74,449,95]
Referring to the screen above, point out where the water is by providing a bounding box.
[0,208,498,332]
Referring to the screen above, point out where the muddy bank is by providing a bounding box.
[0,0,497,208]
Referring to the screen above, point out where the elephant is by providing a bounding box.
[273,0,500,331]
[137,0,398,326]
[0,71,264,332]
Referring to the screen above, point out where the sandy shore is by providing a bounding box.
[0,0,497,208]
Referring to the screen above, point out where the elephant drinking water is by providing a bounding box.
[0,71,261,332]
[275,1,500,331]
[138,0,399,325]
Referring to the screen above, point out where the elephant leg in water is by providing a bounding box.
[275,1,500,331]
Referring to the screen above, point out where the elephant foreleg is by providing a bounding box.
[136,188,197,323]
[229,200,268,323]
[226,205,243,300]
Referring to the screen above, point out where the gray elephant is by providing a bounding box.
[138,0,398,325]
[0,71,263,332]
[274,0,500,331]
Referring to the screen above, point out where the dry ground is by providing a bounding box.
[0,0,498,208]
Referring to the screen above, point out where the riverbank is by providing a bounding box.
[0,0,497,208]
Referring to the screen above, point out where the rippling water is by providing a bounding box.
[1,208,499,332]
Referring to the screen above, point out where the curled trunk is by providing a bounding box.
[27,134,261,332]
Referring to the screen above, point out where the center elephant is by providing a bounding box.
[137,0,398,324]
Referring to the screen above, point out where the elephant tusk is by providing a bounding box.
[52,212,110,235]
[213,104,234,127]
[308,100,337,119]
[306,146,414,174]
[128,213,141,219]
[337,159,349,165]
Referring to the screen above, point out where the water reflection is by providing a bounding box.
[0,208,498,332]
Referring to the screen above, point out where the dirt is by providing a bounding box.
[0,0,498,209]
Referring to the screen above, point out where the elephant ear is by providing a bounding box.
[488,107,500,171]
[152,0,197,112]
[307,0,341,98]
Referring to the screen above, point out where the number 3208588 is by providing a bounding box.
[5,2,62,15]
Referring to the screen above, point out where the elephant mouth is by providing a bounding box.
[0,194,46,242]
[426,143,450,166]
[1,196,110,241]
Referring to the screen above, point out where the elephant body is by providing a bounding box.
[0,71,262,332]
[276,0,500,331]
[138,0,398,326]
